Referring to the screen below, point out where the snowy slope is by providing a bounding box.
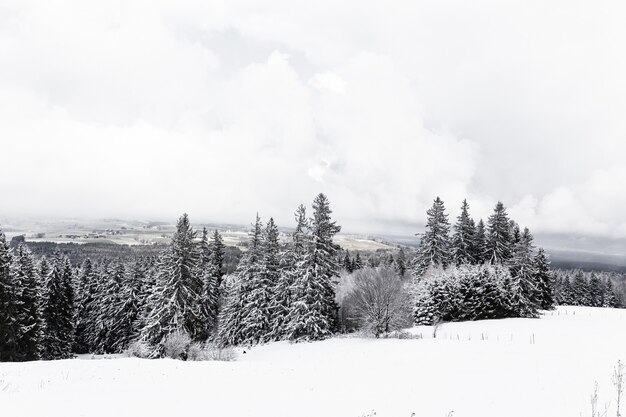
[1,306,624,417]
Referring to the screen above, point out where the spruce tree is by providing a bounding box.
[354,252,363,270]
[285,194,341,340]
[473,219,488,264]
[509,227,539,311]
[240,217,280,344]
[452,199,476,266]
[210,229,226,288]
[218,214,264,346]
[395,247,407,277]
[41,252,75,359]
[0,231,21,361]
[534,248,554,310]
[11,244,44,360]
[413,197,451,275]
[73,258,96,353]
[140,214,204,354]
[109,261,145,352]
[486,202,512,264]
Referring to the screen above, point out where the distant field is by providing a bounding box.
[1,219,400,252]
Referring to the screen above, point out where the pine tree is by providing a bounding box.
[354,252,363,270]
[343,250,354,273]
[239,217,280,344]
[285,194,341,340]
[509,227,539,311]
[11,244,44,361]
[571,271,588,306]
[198,228,219,339]
[395,247,407,277]
[269,206,309,340]
[140,214,204,355]
[109,261,145,352]
[588,273,603,307]
[534,248,554,310]
[473,219,488,264]
[452,199,476,265]
[218,214,265,346]
[603,278,618,307]
[41,252,75,359]
[74,258,96,353]
[209,229,226,288]
[486,202,512,264]
[0,230,21,361]
[413,197,451,275]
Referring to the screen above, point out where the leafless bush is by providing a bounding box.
[342,266,413,337]
[185,342,237,361]
[204,343,237,361]
[124,340,152,358]
[384,330,422,340]
[163,331,191,360]
[187,342,207,361]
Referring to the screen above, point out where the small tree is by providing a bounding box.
[344,266,411,337]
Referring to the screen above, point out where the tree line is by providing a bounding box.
[2,194,624,362]
[0,193,342,361]
[407,198,554,324]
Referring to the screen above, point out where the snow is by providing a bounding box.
[1,306,625,417]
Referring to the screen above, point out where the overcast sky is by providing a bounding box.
[2,1,626,242]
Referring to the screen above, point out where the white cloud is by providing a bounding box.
[1,0,626,242]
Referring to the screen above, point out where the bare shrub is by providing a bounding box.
[187,342,207,361]
[204,343,237,361]
[124,340,152,359]
[343,266,413,338]
[163,331,191,360]
[384,330,422,340]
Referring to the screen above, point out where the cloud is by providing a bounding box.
[1,0,626,243]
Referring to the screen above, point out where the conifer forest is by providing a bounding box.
[2,194,619,362]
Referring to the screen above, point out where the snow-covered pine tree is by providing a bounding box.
[452,199,476,266]
[413,197,452,276]
[11,244,44,361]
[140,214,204,355]
[534,248,554,310]
[41,252,75,359]
[293,204,308,256]
[96,261,125,352]
[198,228,219,340]
[395,247,407,277]
[73,258,97,353]
[109,261,145,352]
[486,202,512,264]
[509,227,540,313]
[354,252,363,270]
[473,219,488,264]
[571,271,588,306]
[239,217,280,344]
[588,273,603,307]
[343,250,354,273]
[210,229,226,288]
[217,214,264,346]
[284,194,342,341]
[603,278,618,307]
[269,206,309,340]
[0,230,21,361]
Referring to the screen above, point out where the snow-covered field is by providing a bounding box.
[1,306,624,417]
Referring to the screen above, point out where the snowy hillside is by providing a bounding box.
[1,306,624,417]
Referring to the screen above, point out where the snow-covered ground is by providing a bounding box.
[1,306,624,417]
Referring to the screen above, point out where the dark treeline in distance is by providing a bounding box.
[0,194,622,362]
